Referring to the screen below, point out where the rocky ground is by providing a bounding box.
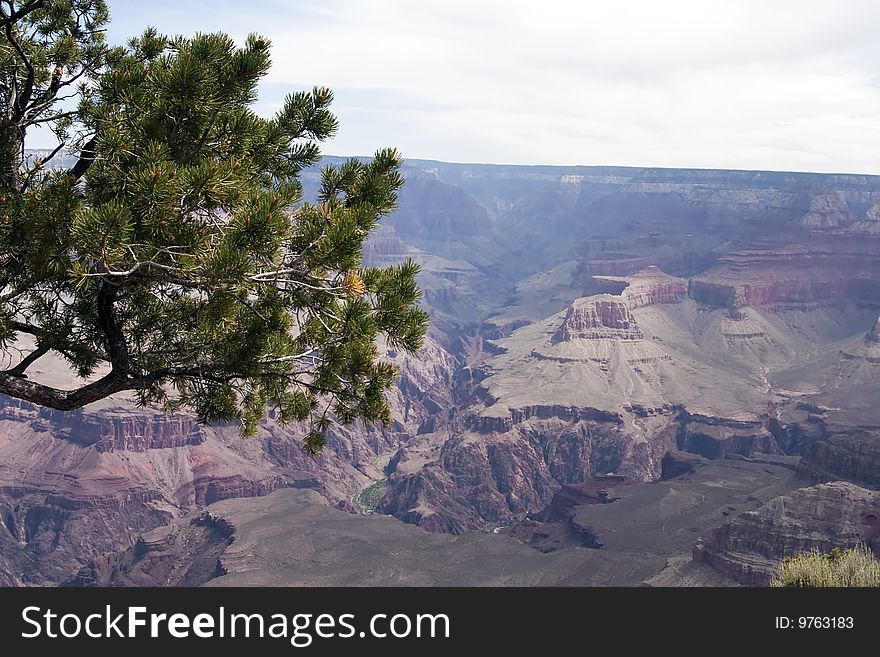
[69,487,671,587]
[68,452,806,587]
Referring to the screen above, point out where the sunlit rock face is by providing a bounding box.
[552,297,643,342]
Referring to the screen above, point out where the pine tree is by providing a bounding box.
[0,2,428,454]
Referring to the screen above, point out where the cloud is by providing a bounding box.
[64,1,880,172]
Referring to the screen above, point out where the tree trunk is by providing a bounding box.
[0,119,22,192]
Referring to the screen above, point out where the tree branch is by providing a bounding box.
[0,368,131,410]
[0,358,339,411]
[3,340,48,376]
[67,136,95,180]
[9,319,40,335]
[3,12,35,121]
[0,1,44,30]
[96,280,130,375]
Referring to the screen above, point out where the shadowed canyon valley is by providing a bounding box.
[3,159,880,586]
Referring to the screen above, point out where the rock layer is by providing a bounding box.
[797,431,880,489]
[379,408,677,533]
[0,333,458,585]
[552,297,642,342]
[7,157,880,585]
[694,482,880,585]
[689,235,880,310]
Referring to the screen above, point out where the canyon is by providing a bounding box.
[3,159,880,586]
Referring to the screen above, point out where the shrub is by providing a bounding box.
[772,545,880,587]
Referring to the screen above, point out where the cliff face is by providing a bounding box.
[0,416,290,585]
[0,334,459,585]
[379,407,677,533]
[797,431,880,490]
[622,271,688,307]
[0,399,204,452]
[677,418,781,460]
[552,297,642,342]
[380,334,458,435]
[795,187,852,228]
[361,224,409,268]
[694,482,880,586]
[689,235,880,310]
[372,243,878,534]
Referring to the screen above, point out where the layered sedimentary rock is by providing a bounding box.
[0,398,203,452]
[694,482,880,585]
[552,296,642,342]
[379,333,458,435]
[794,185,852,228]
[0,333,458,585]
[8,156,880,586]
[380,403,678,533]
[689,235,880,310]
[0,412,290,585]
[379,257,844,532]
[375,227,880,536]
[376,269,702,532]
[361,224,409,267]
[590,266,689,308]
[677,416,781,460]
[798,431,880,489]
[70,457,805,588]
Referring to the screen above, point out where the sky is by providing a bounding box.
[35,0,880,173]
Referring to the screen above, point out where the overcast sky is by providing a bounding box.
[47,0,880,173]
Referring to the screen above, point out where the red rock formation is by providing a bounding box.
[689,235,880,309]
[0,332,459,585]
[622,272,688,307]
[584,267,688,308]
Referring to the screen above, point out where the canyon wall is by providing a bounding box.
[694,482,880,586]
[5,158,880,585]
[0,332,458,585]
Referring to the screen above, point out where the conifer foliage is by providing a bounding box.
[0,1,428,453]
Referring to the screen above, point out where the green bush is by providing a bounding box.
[772,545,880,587]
